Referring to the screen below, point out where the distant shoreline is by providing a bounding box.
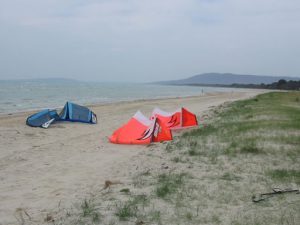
[0,94,203,117]
[0,92,226,117]
[158,82,300,91]
[0,88,267,117]
[0,82,258,115]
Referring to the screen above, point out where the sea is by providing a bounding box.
[0,79,239,114]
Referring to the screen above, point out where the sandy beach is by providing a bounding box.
[0,89,266,224]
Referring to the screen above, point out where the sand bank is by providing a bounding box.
[0,89,266,224]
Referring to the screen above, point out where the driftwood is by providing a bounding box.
[252,188,299,203]
[100,180,123,191]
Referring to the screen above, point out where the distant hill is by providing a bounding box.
[156,73,300,85]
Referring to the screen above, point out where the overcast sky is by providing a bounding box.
[0,0,300,82]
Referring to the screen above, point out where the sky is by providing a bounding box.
[0,0,300,82]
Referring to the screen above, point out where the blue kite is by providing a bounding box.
[26,102,97,128]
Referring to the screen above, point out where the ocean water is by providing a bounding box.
[0,80,237,114]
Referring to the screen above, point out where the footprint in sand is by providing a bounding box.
[24,133,35,137]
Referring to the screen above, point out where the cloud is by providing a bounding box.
[0,0,225,31]
[0,0,300,81]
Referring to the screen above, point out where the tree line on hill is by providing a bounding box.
[186,79,300,90]
[230,79,300,90]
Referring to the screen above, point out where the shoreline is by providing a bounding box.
[1,94,208,117]
[0,93,206,117]
[0,88,269,118]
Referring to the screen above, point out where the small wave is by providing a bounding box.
[2,102,14,105]
[0,82,238,114]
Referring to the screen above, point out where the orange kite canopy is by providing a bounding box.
[109,111,173,145]
[151,107,198,129]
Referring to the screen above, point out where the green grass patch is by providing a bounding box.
[171,156,187,163]
[182,124,218,138]
[188,148,200,156]
[120,188,130,193]
[240,141,262,154]
[155,173,187,199]
[169,92,300,160]
[267,169,300,184]
[220,172,242,181]
[185,212,193,220]
[115,201,137,221]
[80,199,101,222]
[115,194,149,221]
[148,210,161,223]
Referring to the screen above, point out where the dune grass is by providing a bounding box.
[164,91,300,224]
[267,169,300,185]
[178,92,300,157]
[155,172,186,199]
[80,199,100,221]
[115,195,148,221]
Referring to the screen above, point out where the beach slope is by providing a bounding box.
[0,90,265,224]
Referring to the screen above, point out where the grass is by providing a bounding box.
[239,141,262,154]
[220,172,242,181]
[80,199,101,223]
[177,92,300,158]
[115,200,137,221]
[115,195,148,221]
[120,188,130,193]
[155,173,186,199]
[188,148,200,156]
[161,92,300,224]
[171,156,187,163]
[148,210,161,223]
[185,212,193,220]
[267,169,300,184]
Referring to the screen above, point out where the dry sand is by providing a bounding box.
[0,90,266,224]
